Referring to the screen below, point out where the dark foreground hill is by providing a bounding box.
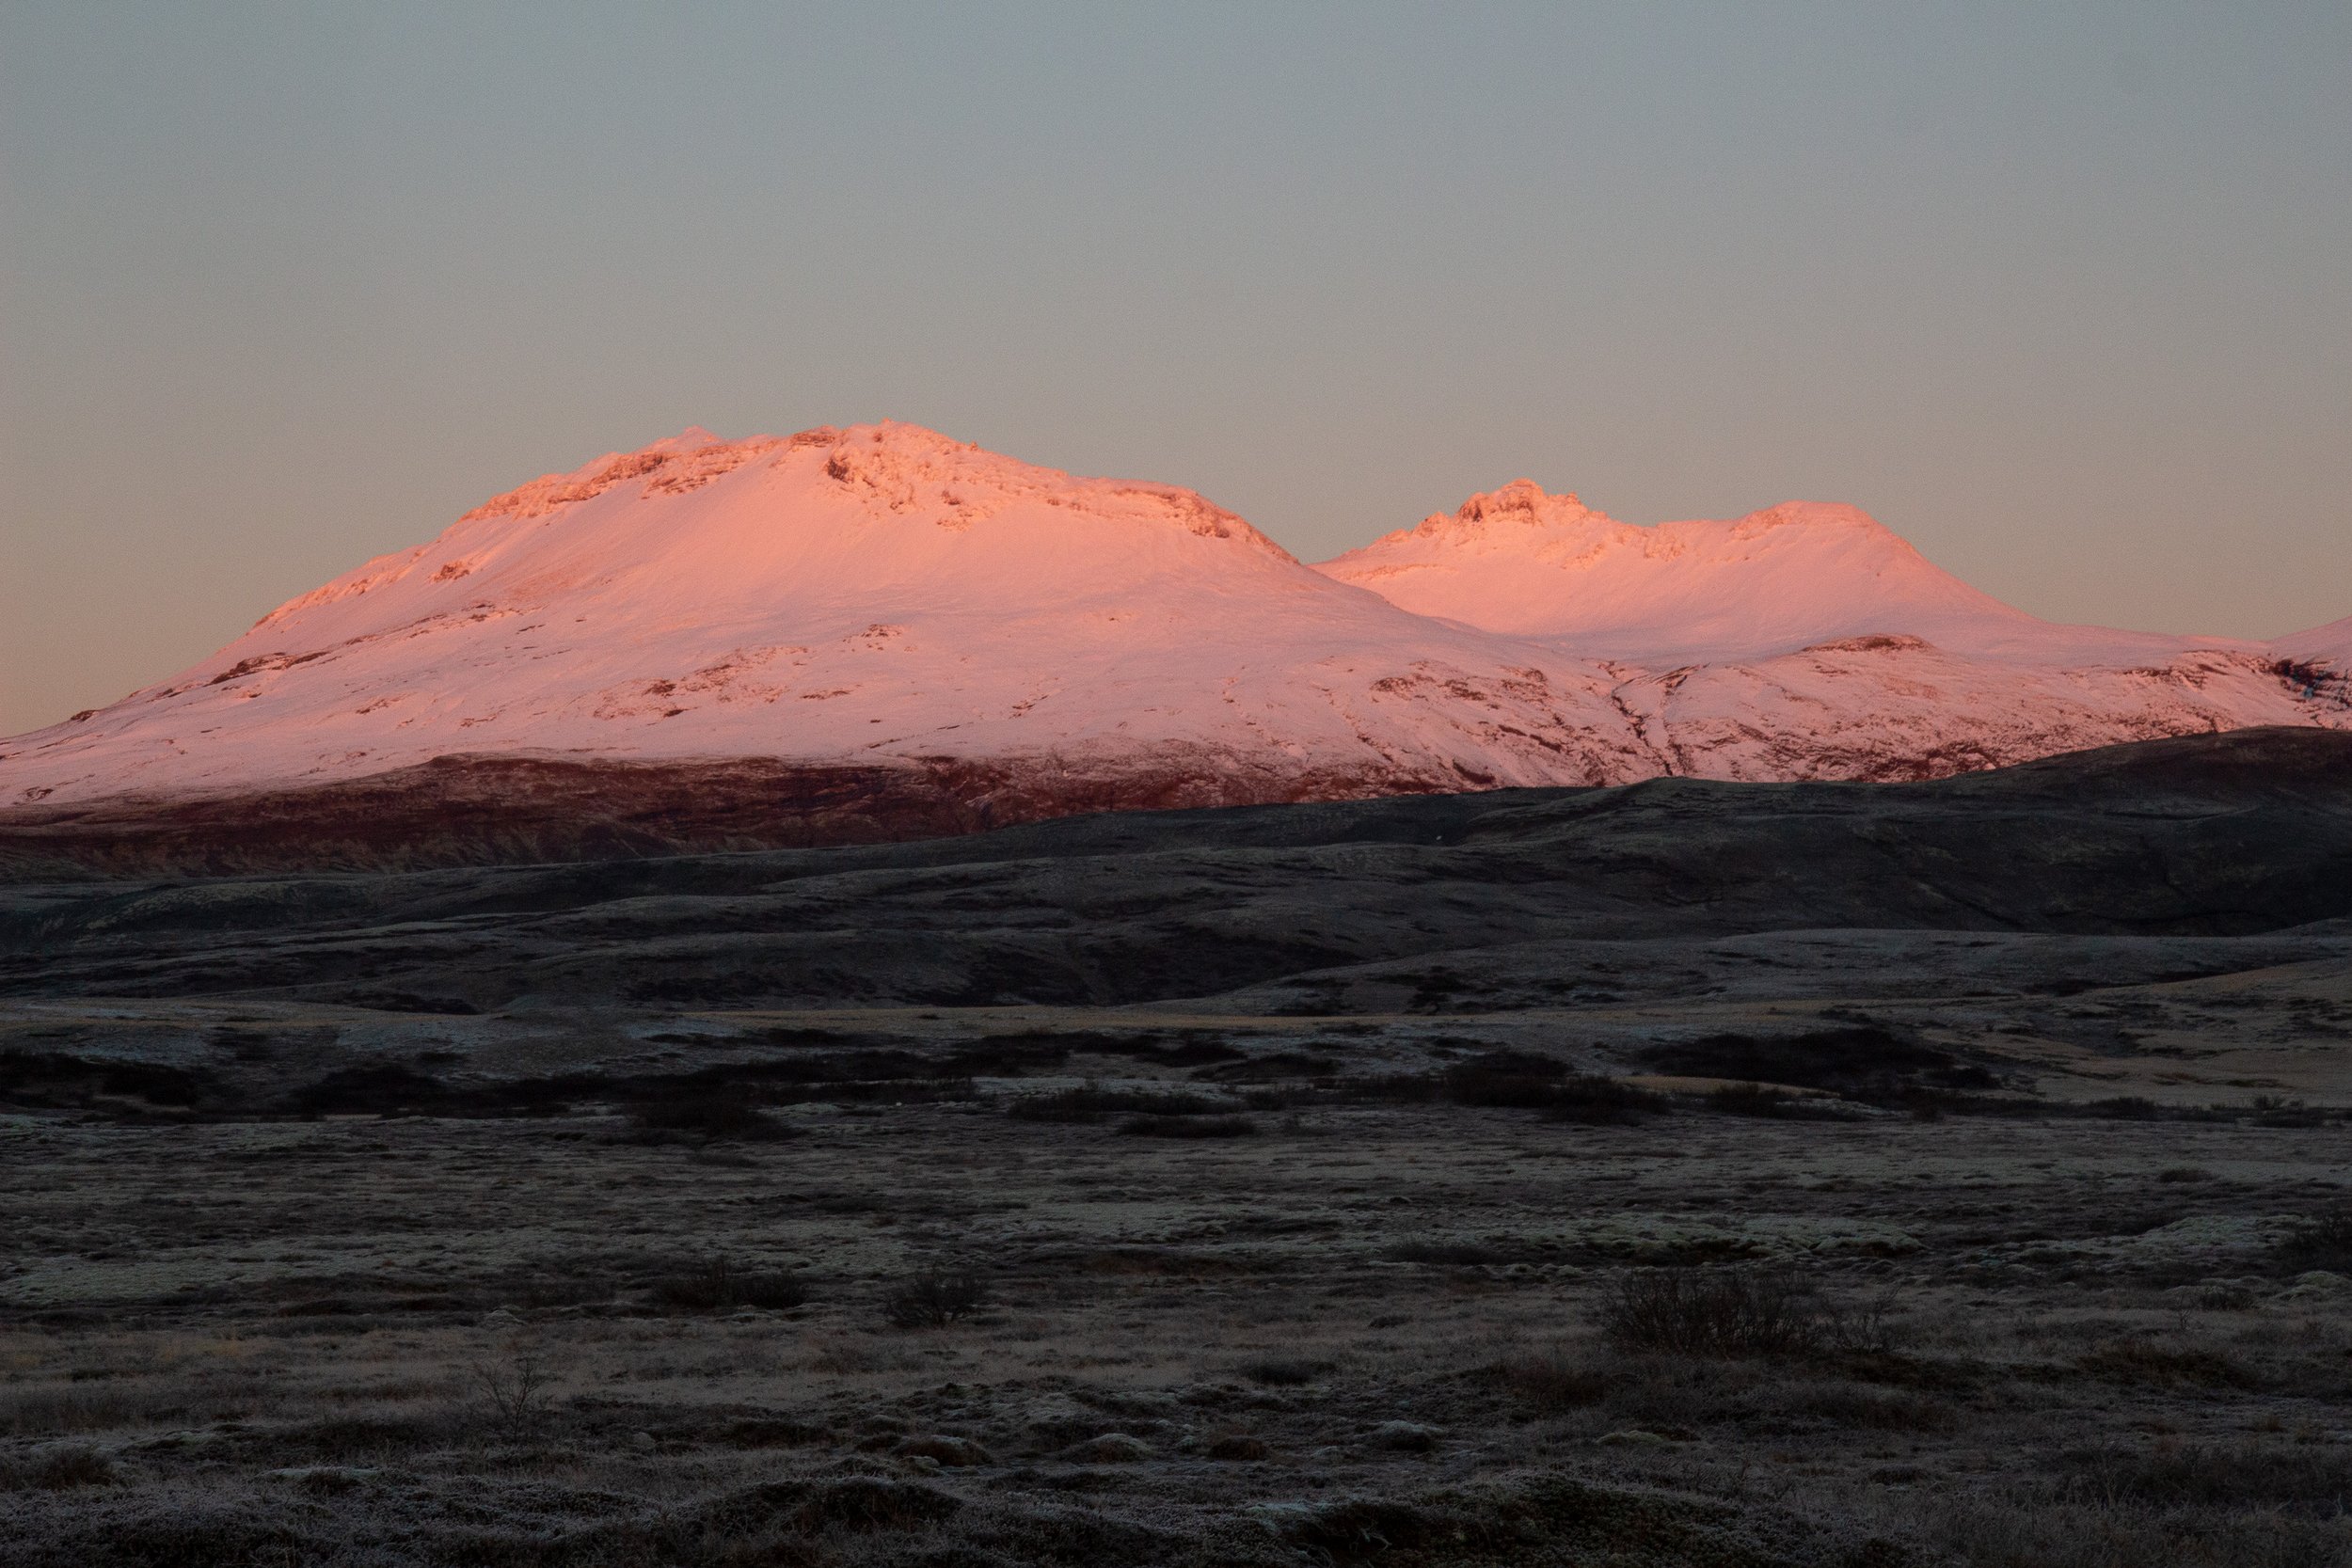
[4,727,2347,1011]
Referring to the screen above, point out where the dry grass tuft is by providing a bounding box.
[5,1447,117,1491]
[1495,1346,1615,1413]
[2076,1338,2261,1390]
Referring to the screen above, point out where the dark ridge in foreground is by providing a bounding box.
[5,722,2347,886]
[0,750,1429,881]
[2,728,2347,1011]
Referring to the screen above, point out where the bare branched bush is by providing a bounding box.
[469,1342,556,1437]
[1598,1264,1895,1358]
[883,1267,987,1329]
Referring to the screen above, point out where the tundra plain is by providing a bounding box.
[3,729,2349,1566]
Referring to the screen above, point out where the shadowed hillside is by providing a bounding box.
[6,728,2347,1011]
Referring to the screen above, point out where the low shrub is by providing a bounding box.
[2076,1338,2259,1390]
[1539,1074,1669,1125]
[14,1447,116,1490]
[1386,1240,1528,1266]
[1699,1084,1849,1119]
[1006,1084,1229,1123]
[0,1051,219,1115]
[469,1344,556,1438]
[1412,1053,1667,1122]
[285,1065,452,1117]
[883,1268,987,1329]
[1644,1025,1960,1090]
[1314,1071,1444,1105]
[1441,1051,1567,1108]
[1198,1049,1335,1080]
[2277,1207,2352,1274]
[652,1257,808,1312]
[624,1093,794,1143]
[342,992,479,1015]
[1118,1113,1255,1138]
[1598,1264,1894,1358]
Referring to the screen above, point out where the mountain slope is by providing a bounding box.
[2273,614,2352,673]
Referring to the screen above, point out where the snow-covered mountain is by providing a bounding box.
[1313,478,2348,781]
[1,425,2343,859]
[1315,479,2202,664]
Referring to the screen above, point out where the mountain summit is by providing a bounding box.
[1,425,2343,872]
[1313,481,2175,663]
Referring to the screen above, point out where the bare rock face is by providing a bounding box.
[1,425,2343,876]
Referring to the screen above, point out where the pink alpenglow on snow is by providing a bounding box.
[1,424,2345,829]
[1312,480,2210,665]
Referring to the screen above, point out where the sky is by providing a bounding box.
[3,3,2347,737]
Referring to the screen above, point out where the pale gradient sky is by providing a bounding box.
[4,3,2347,737]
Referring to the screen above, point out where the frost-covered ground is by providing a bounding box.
[4,730,2351,1565]
[4,995,2350,1567]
